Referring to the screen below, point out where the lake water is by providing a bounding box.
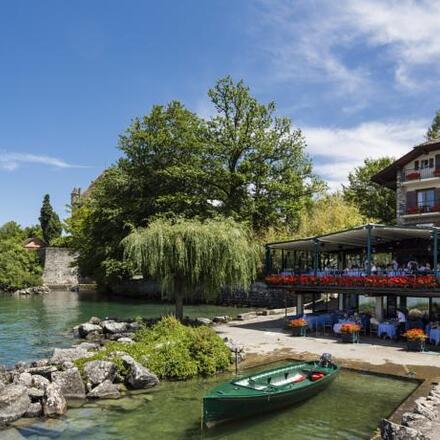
[0,292,418,439]
[11,367,417,440]
[0,290,251,366]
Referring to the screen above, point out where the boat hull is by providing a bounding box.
[203,362,338,427]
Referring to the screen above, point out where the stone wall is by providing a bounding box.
[41,247,79,287]
[107,279,299,309]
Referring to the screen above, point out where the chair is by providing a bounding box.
[323,318,334,335]
[370,318,379,337]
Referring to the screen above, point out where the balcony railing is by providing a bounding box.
[402,167,440,182]
[405,198,440,215]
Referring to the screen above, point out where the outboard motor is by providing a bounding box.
[319,353,334,368]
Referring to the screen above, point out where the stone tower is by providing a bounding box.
[71,187,81,210]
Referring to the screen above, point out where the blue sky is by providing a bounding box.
[1,0,440,226]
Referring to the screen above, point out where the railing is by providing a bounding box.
[265,273,440,289]
[401,167,440,182]
[405,198,440,215]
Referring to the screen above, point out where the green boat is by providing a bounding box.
[203,353,339,428]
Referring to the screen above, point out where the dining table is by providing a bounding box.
[378,322,397,339]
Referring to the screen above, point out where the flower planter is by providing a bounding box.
[291,326,307,337]
[406,340,424,352]
[406,172,420,180]
[341,332,359,343]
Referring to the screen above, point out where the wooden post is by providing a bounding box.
[433,228,438,275]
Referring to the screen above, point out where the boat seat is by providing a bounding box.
[271,373,305,386]
[234,378,267,390]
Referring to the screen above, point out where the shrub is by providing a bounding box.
[75,316,232,381]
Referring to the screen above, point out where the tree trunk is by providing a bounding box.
[175,289,184,321]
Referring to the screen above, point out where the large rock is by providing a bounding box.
[122,356,159,389]
[43,383,67,417]
[51,347,93,364]
[24,402,42,418]
[0,385,31,425]
[26,365,57,378]
[78,323,103,338]
[87,380,120,399]
[51,368,86,400]
[13,372,32,387]
[32,374,50,391]
[381,419,427,439]
[27,387,45,400]
[83,360,117,386]
[101,320,128,334]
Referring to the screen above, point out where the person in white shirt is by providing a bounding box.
[397,309,406,339]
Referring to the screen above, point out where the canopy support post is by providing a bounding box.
[433,228,438,276]
[264,245,271,275]
[313,239,320,276]
[366,225,372,275]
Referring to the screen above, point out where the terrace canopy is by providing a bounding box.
[265,224,438,274]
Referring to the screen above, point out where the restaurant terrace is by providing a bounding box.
[264,224,440,342]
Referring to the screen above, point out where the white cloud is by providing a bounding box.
[0,152,85,171]
[254,0,440,94]
[303,119,428,190]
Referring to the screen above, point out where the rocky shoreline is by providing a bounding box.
[381,384,440,439]
[0,285,51,296]
[0,315,243,430]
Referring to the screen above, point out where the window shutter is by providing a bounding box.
[406,191,417,209]
[436,154,440,170]
[414,160,419,170]
[436,188,440,205]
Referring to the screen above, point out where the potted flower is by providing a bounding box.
[403,328,427,352]
[406,171,421,180]
[289,318,307,336]
[340,323,361,343]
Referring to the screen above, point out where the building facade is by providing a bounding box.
[372,138,440,227]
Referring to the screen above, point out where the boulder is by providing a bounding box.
[43,383,67,417]
[0,385,31,425]
[14,372,32,387]
[89,316,102,325]
[76,342,99,351]
[380,419,427,439]
[122,356,159,389]
[51,368,86,401]
[213,315,231,323]
[195,317,212,326]
[24,402,42,418]
[27,387,45,400]
[31,375,50,391]
[26,366,58,378]
[83,360,117,386]
[50,347,93,364]
[78,323,103,338]
[30,359,49,368]
[87,380,120,399]
[117,337,134,344]
[101,320,128,334]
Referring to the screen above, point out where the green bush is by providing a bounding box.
[75,316,232,380]
[0,222,43,291]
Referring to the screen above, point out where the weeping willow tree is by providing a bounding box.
[122,218,259,320]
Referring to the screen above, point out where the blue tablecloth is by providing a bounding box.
[378,323,397,339]
[304,313,335,330]
[429,328,440,345]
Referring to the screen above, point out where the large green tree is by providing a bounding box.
[426,109,440,140]
[69,76,324,285]
[39,194,62,244]
[122,218,259,319]
[343,157,396,224]
[206,76,324,232]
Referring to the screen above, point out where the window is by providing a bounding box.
[414,160,419,170]
[417,188,435,210]
[430,158,434,168]
[421,159,430,169]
